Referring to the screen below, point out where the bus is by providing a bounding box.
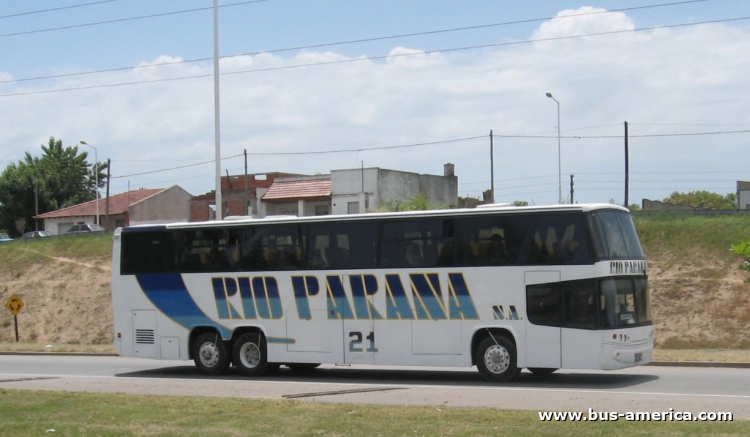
[111,203,653,382]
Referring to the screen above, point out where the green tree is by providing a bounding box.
[0,137,107,236]
[663,191,736,210]
[457,196,481,208]
[379,193,448,212]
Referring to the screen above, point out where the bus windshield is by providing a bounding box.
[587,209,644,261]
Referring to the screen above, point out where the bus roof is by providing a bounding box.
[120,203,630,232]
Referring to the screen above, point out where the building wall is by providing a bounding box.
[331,168,379,215]
[43,217,97,235]
[129,186,192,225]
[738,181,750,210]
[190,173,296,221]
[378,169,422,208]
[330,166,458,214]
[419,173,458,207]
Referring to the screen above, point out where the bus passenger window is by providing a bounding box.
[526,285,560,327]
[563,286,598,329]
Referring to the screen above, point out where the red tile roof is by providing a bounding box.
[35,189,165,219]
[262,179,332,202]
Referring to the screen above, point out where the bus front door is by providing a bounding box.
[524,271,562,369]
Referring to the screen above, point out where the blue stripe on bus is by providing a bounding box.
[136,274,232,339]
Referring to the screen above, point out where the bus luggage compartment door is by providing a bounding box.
[132,310,158,359]
[524,271,561,369]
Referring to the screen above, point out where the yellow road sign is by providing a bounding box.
[5,294,24,316]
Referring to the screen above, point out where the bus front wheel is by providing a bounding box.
[475,336,520,383]
[193,332,231,375]
[233,333,270,376]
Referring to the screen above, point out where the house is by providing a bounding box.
[189,172,302,221]
[328,163,458,215]
[35,186,193,234]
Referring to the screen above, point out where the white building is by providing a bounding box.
[256,164,458,217]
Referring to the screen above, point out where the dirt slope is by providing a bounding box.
[1,248,749,348]
[0,252,112,345]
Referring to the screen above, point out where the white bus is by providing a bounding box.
[111,203,653,382]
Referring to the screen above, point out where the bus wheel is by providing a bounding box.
[528,367,557,377]
[475,336,520,383]
[233,333,269,376]
[286,363,321,373]
[193,332,230,375]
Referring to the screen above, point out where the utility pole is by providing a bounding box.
[244,149,249,215]
[624,121,629,208]
[490,130,495,203]
[34,180,38,231]
[106,159,111,223]
[213,0,222,220]
[570,174,575,204]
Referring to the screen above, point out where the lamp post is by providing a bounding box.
[80,140,100,225]
[545,92,562,204]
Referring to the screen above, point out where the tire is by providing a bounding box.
[193,332,231,375]
[475,335,520,382]
[528,367,558,377]
[233,332,270,376]
[286,363,321,373]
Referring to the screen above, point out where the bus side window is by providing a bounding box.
[563,286,598,329]
[526,285,560,327]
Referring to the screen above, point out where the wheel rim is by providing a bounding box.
[198,342,220,368]
[239,341,261,369]
[483,344,510,374]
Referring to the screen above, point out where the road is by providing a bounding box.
[1,354,749,419]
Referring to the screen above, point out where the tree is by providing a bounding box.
[379,194,448,212]
[0,137,108,236]
[663,191,736,210]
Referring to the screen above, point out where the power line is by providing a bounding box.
[0,0,711,85]
[4,14,748,98]
[491,129,750,139]
[0,0,117,20]
[0,0,271,38]
[111,153,244,179]
[242,136,486,156]
[111,136,485,178]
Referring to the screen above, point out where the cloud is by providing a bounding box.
[1,8,749,204]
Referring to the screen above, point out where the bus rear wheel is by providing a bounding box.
[193,332,231,375]
[475,336,520,382]
[233,332,270,376]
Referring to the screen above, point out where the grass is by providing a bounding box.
[634,213,750,262]
[0,390,746,436]
[0,233,112,269]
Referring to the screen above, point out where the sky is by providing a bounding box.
[2,0,750,206]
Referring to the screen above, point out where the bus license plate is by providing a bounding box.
[635,353,642,362]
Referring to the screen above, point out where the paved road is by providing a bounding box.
[1,355,749,419]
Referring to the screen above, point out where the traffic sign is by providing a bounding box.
[5,294,24,316]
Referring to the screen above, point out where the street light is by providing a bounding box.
[545,92,562,204]
[80,140,100,225]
